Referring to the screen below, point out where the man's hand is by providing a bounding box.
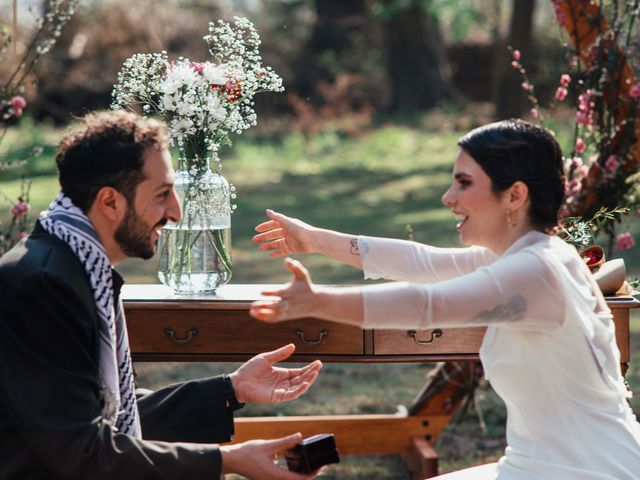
[221,433,319,480]
[229,343,322,404]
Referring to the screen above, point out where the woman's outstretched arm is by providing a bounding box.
[253,210,364,269]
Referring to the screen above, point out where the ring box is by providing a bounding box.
[285,433,340,473]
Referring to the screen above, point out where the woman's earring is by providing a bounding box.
[507,209,517,227]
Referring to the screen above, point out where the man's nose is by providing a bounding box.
[167,189,182,223]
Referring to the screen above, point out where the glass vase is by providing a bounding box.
[157,155,233,293]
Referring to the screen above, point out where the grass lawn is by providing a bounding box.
[2,117,639,478]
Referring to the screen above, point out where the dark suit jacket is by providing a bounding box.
[0,223,235,479]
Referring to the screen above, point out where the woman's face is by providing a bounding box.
[441,149,510,251]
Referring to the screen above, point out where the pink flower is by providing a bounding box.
[511,61,519,69]
[580,165,590,178]
[629,83,640,99]
[190,62,205,73]
[552,0,566,26]
[575,138,586,154]
[555,87,568,101]
[530,108,539,118]
[560,74,571,87]
[605,154,620,172]
[512,50,521,61]
[11,96,26,110]
[570,157,583,170]
[521,82,530,92]
[564,179,581,197]
[13,108,23,118]
[615,232,635,251]
[576,110,591,126]
[10,201,30,218]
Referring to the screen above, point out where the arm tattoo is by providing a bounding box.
[471,295,526,324]
[350,238,368,256]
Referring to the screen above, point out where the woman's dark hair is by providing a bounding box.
[56,110,169,212]
[458,119,565,232]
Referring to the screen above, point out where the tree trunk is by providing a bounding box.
[292,0,371,103]
[492,0,536,120]
[383,0,450,114]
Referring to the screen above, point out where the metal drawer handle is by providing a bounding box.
[407,329,443,345]
[294,328,329,346]
[164,327,198,345]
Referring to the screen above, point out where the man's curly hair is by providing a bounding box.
[56,110,169,212]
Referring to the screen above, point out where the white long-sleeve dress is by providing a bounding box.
[357,230,640,479]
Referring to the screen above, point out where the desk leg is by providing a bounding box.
[403,436,439,479]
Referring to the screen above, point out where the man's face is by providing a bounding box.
[114,148,180,259]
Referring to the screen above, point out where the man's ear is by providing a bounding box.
[506,181,529,210]
[92,187,127,222]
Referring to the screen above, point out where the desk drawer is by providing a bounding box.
[374,327,486,355]
[126,309,363,355]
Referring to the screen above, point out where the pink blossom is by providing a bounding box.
[530,108,539,118]
[10,201,30,217]
[605,154,620,172]
[13,108,23,118]
[552,1,566,26]
[190,62,205,73]
[560,74,571,87]
[580,165,589,178]
[555,87,568,101]
[512,50,521,61]
[576,110,591,126]
[11,96,26,110]
[615,232,636,251]
[629,83,640,99]
[511,61,519,69]
[575,138,586,154]
[570,157,583,170]
[564,179,581,198]
[521,82,530,92]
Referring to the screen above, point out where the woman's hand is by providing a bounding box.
[250,258,365,327]
[250,258,319,323]
[253,210,317,257]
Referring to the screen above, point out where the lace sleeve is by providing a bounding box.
[358,235,496,283]
[361,248,565,331]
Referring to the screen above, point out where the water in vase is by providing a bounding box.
[157,224,232,293]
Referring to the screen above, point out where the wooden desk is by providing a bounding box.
[123,284,638,479]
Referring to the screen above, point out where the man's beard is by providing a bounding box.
[114,208,166,260]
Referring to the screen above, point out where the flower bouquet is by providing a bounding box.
[112,17,283,292]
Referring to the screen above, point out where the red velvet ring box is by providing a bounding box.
[285,433,340,473]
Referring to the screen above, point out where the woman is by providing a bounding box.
[249,119,640,479]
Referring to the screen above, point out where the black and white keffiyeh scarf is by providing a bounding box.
[39,193,142,438]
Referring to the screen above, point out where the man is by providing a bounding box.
[0,110,322,479]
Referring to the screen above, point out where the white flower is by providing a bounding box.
[161,63,198,95]
[173,117,195,135]
[203,62,227,85]
[206,93,227,122]
[162,94,177,111]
